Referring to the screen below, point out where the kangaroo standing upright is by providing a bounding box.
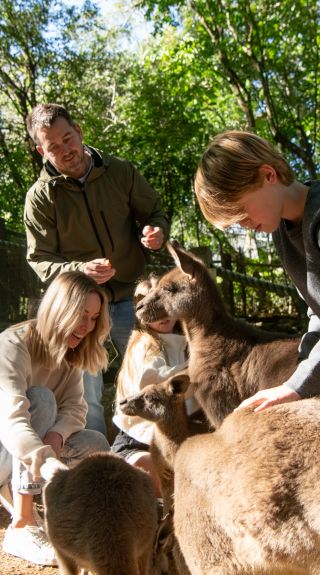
[135,242,300,428]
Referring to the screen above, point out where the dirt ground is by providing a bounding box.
[0,385,117,575]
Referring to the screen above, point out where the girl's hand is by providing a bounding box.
[234,384,301,413]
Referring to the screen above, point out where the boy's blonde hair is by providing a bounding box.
[195,130,294,228]
[24,271,109,373]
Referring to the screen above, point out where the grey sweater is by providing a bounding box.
[273,180,320,397]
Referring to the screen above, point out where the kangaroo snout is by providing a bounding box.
[119,393,145,415]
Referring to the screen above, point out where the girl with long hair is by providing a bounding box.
[112,276,198,496]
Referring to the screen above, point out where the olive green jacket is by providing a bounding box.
[24,146,169,302]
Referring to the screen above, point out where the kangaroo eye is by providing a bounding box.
[164,283,178,294]
[146,395,159,405]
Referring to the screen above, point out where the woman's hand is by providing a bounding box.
[40,458,68,482]
[43,431,64,459]
[234,384,301,413]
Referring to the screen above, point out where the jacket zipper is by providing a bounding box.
[100,211,115,252]
[80,185,105,257]
[80,186,115,302]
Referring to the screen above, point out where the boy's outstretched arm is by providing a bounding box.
[234,385,301,413]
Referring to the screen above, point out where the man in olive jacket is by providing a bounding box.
[24,103,169,436]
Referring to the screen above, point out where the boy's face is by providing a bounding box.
[230,166,284,233]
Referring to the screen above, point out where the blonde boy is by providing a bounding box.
[195,130,320,411]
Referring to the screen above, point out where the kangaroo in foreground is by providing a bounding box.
[135,242,300,428]
[174,398,320,574]
[42,452,159,575]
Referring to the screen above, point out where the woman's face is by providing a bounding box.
[67,292,101,349]
[148,318,176,334]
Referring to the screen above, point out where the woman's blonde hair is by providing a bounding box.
[115,275,164,404]
[195,130,294,228]
[25,271,109,373]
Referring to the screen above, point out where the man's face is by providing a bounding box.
[36,117,88,178]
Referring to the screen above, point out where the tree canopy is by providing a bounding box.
[1,0,317,324]
[1,0,319,247]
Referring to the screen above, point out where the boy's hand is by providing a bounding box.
[234,384,301,413]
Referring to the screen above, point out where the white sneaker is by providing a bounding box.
[2,524,57,566]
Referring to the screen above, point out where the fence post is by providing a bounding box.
[220,251,235,315]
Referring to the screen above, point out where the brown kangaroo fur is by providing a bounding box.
[121,373,205,575]
[43,452,159,575]
[174,399,320,574]
[120,372,208,515]
[135,242,300,428]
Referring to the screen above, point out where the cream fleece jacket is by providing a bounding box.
[0,325,87,476]
[113,332,196,445]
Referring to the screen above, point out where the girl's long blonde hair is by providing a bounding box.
[23,271,110,373]
[116,275,163,403]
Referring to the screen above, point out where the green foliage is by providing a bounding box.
[0,0,319,324]
[0,0,125,228]
[138,0,320,179]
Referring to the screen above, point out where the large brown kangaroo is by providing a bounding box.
[134,243,320,574]
[174,398,320,575]
[135,242,300,428]
[122,378,320,574]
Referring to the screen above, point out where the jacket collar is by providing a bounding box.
[39,145,110,186]
[44,145,104,178]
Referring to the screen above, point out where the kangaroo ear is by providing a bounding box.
[168,373,190,396]
[166,241,197,279]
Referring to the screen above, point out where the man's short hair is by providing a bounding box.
[26,103,76,144]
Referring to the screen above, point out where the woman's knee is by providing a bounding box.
[27,387,57,435]
[74,429,110,452]
[62,429,110,467]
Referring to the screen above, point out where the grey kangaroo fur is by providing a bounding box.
[174,399,320,574]
[43,452,159,575]
[135,241,300,428]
